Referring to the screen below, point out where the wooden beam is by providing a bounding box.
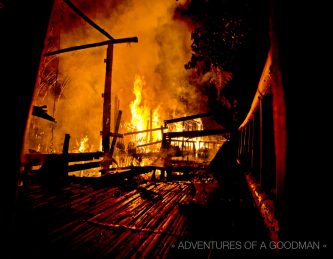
[100,131,124,138]
[164,129,228,139]
[63,0,114,40]
[24,152,103,166]
[136,141,162,148]
[44,37,138,56]
[164,112,213,126]
[67,161,100,172]
[124,127,167,136]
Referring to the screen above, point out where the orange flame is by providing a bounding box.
[130,75,149,133]
[152,107,162,141]
[78,135,89,153]
[129,75,162,149]
[193,118,203,151]
[129,75,162,146]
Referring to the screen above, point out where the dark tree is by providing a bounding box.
[176,0,253,71]
[185,16,246,71]
[175,0,270,129]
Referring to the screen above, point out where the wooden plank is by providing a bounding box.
[165,129,228,139]
[164,112,213,125]
[123,127,167,136]
[44,38,138,56]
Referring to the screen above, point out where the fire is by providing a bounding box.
[169,118,203,151]
[152,107,162,141]
[129,74,162,145]
[130,75,149,134]
[173,122,184,132]
[78,135,89,153]
[193,118,203,151]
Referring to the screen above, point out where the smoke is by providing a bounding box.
[28,0,203,153]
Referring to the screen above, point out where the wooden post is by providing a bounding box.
[259,98,263,187]
[182,122,184,158]
[239,128,243,159]
[161,126,166,149]
[110,110,122,157]
[114,95,119,132]
[62,133,70,155]
[246,123,250,166]
[62,133,70,175]
[244,124,248,165]
[102,43,113,154]
[251,118,255,169]
[150,109,153,142]
[146,120,149,143]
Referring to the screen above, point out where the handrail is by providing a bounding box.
[238,49,272,130]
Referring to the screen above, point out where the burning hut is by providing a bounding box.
[3,0,329,258]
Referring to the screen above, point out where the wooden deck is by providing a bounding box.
[14,174,272,258]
